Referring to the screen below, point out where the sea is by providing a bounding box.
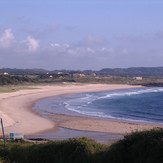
[29,87,163,143]
[33,87,163,125]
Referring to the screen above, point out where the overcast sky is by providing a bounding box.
[0,0,163,70]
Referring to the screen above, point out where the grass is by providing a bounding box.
[0,86,39,93]
[0,128,163,162]
[0,138,109,163]
[102,128,163,163]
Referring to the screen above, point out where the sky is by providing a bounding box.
[0,0,163,70]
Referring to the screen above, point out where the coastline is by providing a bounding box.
[0,83,162,137]
[52,114,163,135]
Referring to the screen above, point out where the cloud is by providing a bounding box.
[79,35,106,47]
[0,29,14,48]
[51,43,60,47]
[26,36,39,51]
[1,27,163,70]
[87,48,94,53]
[50,43,70,53]
[0,29,40,53]
[100,47,115,54]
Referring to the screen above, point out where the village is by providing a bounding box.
[1,67,163,86]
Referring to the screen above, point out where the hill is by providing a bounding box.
[97,67,163,77]
[1,67,163,77]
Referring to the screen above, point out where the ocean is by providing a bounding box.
[33,87,163,125]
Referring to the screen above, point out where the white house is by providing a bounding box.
[3,72,9,75]
[133,76,142,80]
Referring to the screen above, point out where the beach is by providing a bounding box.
[0,83,162,137]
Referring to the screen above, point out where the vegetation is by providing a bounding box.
[0,128,163,162]
[102,128,163,163]
[98,67,163,77]
[0,137,108,163]
[0,75,34,85]
[0,86,39,93]
[0,67,163,86]
[2,67,163,77]
[0,73,161,87]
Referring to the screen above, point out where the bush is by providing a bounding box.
[0,129,163,163]
[102,128,163,163]
[0,137,108,163]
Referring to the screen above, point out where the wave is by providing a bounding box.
[98,87,163,99]
[64,87,163,109]
[63,94,98,108]
[64,101,163,125]
[62,87,163,125]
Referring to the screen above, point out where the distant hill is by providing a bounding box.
[0,68,47,75]
[97,67,163,77]
[1,67,163,77]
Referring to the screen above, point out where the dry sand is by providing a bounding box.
[0,83,162,136]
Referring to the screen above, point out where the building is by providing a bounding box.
[73,73,85,78]
[2,72,9,75]
[133,76,142,80]
[91,73,96,76]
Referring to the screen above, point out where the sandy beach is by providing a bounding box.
[0,83,162,137]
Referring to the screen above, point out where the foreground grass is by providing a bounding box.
[0,86,39,93]
[0,137,108,163]
[0,128,163,163]
[103,128,163,163]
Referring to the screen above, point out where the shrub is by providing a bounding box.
[0,129,163,163]
[102,128,163,163]
[0,137,108,163]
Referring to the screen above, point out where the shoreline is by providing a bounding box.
[48,114,163,135]
[0,83,162,137]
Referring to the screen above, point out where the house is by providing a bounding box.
[91,73,96,76]
[58,72,64,74]
[2,72,9,75]
[133,76,142,80]
[73,73,85,78]
[79,73,85,77]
